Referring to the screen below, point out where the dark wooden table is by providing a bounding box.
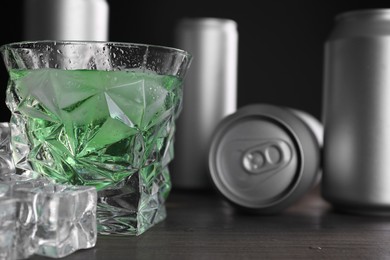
[31,185,390,259]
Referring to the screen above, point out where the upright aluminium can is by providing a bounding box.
[171,18,238,190]
[23,0,109,41]
[322,9,390,215]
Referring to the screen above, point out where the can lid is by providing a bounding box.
[208,104,321,213]
[335,8,390,22]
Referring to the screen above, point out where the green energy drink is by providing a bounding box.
[8,68,182,191]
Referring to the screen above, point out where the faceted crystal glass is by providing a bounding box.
[0,41,192,235]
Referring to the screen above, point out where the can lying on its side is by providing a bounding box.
[209,104,322,214]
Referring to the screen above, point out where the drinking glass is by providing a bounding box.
[0,41,192,235]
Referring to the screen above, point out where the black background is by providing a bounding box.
[0,1,387,122]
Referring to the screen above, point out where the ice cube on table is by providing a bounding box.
[14,184,97,258]
[0,183,10,197]
[0,197,19,260]
[0,121,98,258]
[0,179,50,259]
[0,180,97,259]
[0,178,49,197]
[0,122,15,177]
[1,179,52,259]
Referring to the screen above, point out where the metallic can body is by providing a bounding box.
[208,104,322,213]
[322,9,390,214]
[171,18,238,189]
[23,0,109,41]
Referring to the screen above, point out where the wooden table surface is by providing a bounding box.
[31,185,390,260]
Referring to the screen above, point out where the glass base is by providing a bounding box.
[95,167,170,236]
[97,203,166,236]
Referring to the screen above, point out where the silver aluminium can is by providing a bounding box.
[23,0,109,41]
[322,9,390,214]
[171,18,238,189]
[208,104,322,213]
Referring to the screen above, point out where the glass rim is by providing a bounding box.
[0,40,192,59]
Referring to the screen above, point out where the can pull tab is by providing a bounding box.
[241,140,293,174]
